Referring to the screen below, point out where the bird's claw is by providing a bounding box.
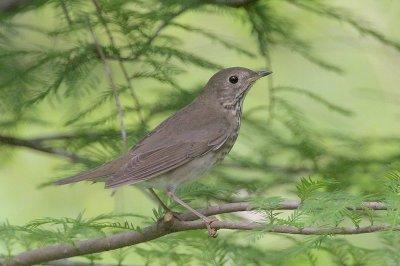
[204,217,219,238]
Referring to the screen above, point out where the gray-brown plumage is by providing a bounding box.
[55,67,271,236]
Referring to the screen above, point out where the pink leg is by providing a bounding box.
[166,190,218,237]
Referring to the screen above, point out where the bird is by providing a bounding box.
[55,67,272,236]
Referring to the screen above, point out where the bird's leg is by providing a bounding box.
[148,188,182,221]
[166,189,218,237]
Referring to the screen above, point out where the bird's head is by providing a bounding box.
[203,67,272,109]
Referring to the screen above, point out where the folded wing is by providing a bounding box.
[105,132,227,188]
[55,101,230,188]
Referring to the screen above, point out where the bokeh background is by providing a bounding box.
[1,0,400,265]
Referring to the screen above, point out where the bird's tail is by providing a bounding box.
[54,157,124,185]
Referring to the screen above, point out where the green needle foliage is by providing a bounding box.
[1,0,400,265]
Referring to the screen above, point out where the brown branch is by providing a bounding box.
[0,134,83,162]
[87,18,128,147]
[4,200,390,265]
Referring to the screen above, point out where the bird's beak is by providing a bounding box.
[247,69,273,83]
[241,69,273,96]
[257,69,273,78]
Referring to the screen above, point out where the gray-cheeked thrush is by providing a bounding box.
[55,67,272,236]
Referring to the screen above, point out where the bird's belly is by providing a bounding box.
[137,152,219,191]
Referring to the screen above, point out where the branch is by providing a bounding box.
[28,130,125,142]
[0,134,83,162]
[91,0,145,126]
[59,0,72,26]
[29,132,101,142]
[4,200,390,265]
[86,18,128,147]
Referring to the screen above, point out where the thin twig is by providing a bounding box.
[30,132,102,142]
[59,0,72,26]
[130,6,190,62]
[87,18,128,147]
[4,200,390,265]
[0,134,84,162]
[28,130,126,142]
[91,0,145,127]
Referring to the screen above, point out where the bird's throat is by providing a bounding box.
[222,95,245,119]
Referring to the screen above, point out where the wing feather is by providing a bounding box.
[54,103,231,188]
[105,137,224,189]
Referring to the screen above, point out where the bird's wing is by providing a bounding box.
[105,132,228,189]
[55,99,230,187]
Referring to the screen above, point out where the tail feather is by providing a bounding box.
[54,157,124,185]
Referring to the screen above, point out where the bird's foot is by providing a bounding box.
[203,216,219,238]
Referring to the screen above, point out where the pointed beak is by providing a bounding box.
[240,69,273,97]
[257,69,273,77]
[247,69,273,83]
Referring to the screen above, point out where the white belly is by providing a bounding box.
[137,152,218,191]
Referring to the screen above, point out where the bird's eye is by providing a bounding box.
[229,75,238,84]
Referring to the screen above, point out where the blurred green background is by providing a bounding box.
[1,0,400,265]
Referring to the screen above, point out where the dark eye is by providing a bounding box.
[229,75,238,84]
